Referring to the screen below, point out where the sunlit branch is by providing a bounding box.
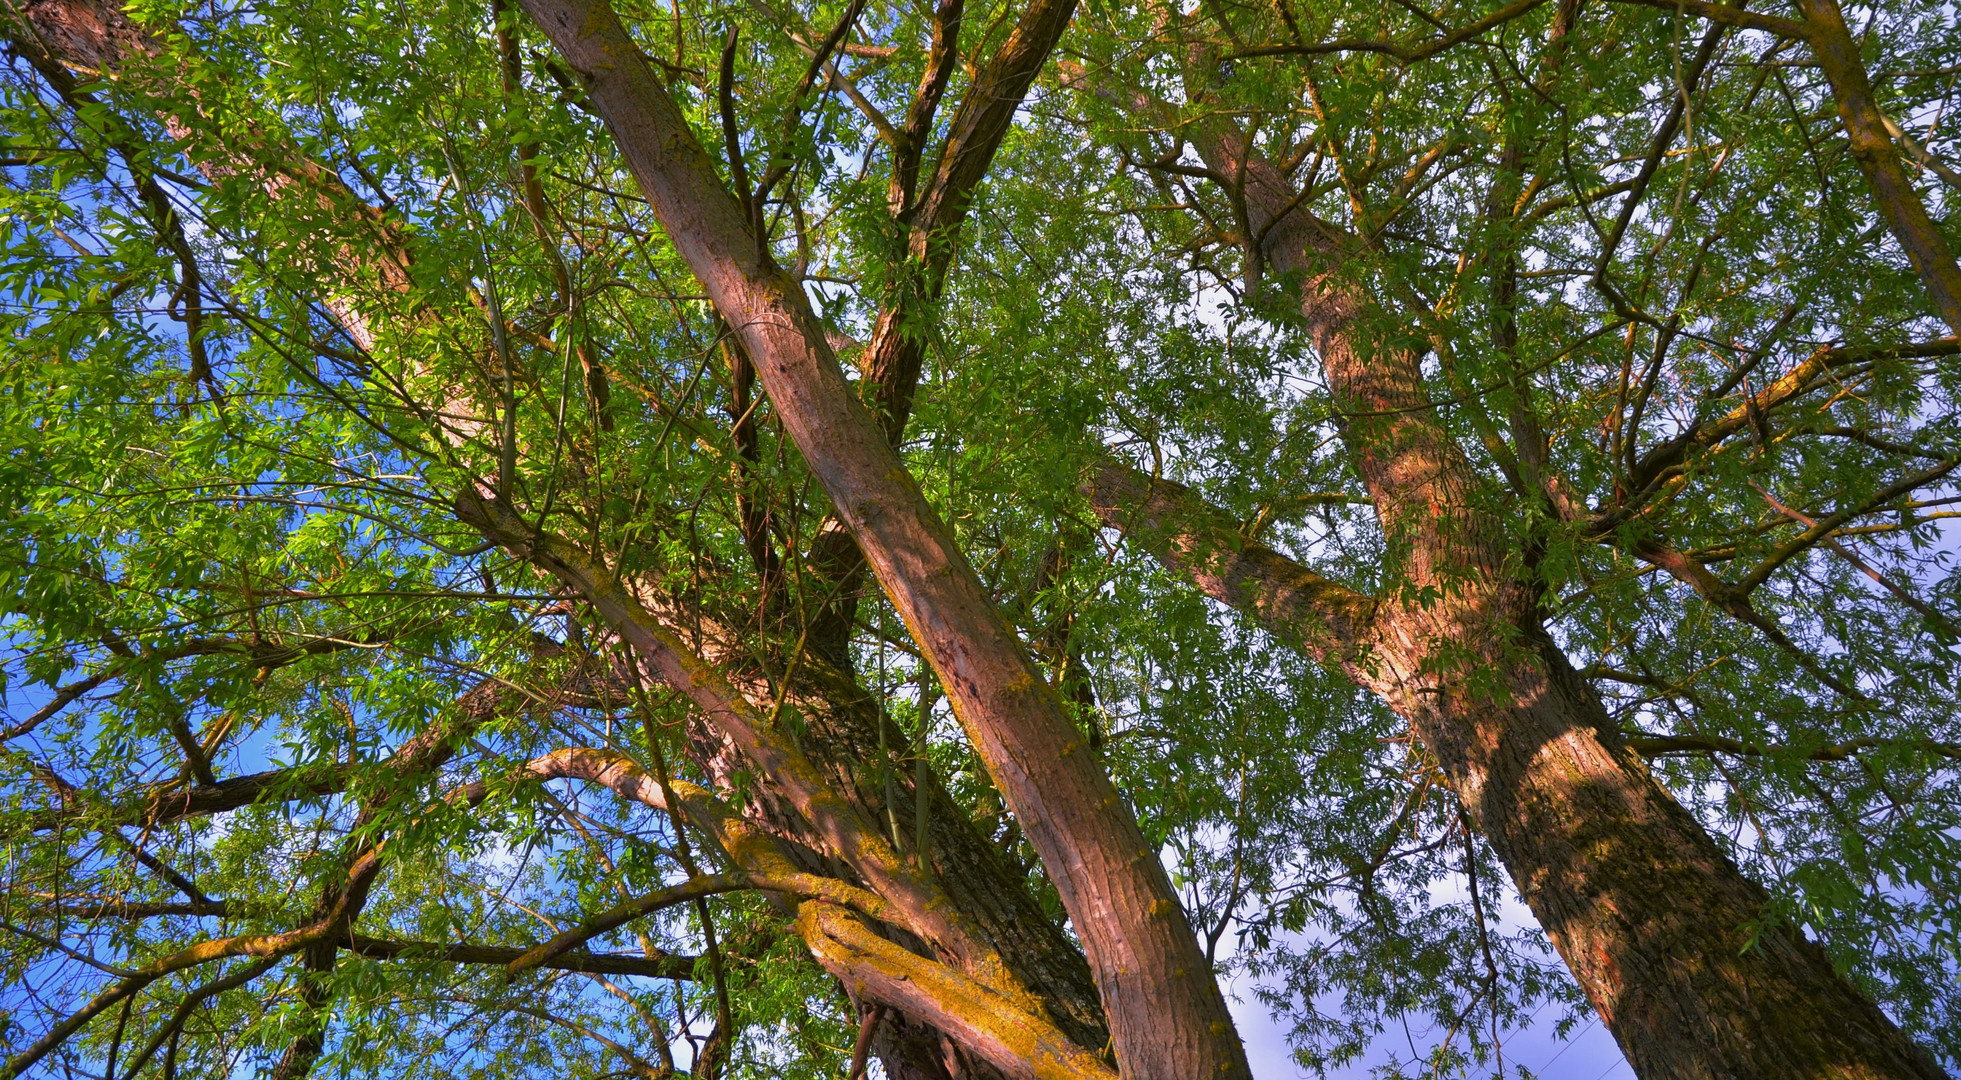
[504,870,887,976]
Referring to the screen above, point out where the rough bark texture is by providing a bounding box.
[1078,107,1951,1079]
[512,1,1250,1074]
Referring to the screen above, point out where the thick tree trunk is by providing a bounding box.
[514,1,1251,1074]
[1502,632,1944,1080]
[685,656,1111,1055]
[1088,463,1948,1080]
[1380,594,1947,1080]
[674,674,1106,1080]
[1083,92,1952,1072]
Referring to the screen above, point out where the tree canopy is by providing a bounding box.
[2,0,1960,1075]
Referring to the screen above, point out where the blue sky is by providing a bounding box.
[1227,977,1633,1080]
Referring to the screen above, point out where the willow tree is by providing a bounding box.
[3,0,1960,1073]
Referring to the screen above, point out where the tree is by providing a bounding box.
[1,0,1958,1072]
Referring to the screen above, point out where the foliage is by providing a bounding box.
[2,0,1960,1074]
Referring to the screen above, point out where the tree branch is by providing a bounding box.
[505,871,887,976]
[1602,0,1803,38]
[344,934,697,980]
[1228,0,1555,63]
[1080,459,1376,665]
[797,900,1118,1080]
[1797,0,1961,334]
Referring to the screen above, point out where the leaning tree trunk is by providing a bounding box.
[512,0,1254,1074]
[1088,463,1948,1080]
[1380,599,1946,1080]
[1074,82,1954,1071]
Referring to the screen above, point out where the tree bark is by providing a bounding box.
[1084,57,1946,1075]
[513,1,1250,1075]
[1087,468,1946,1080]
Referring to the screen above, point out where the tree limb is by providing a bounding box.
[1079,458,1376,665]
[797,901,1118,1080]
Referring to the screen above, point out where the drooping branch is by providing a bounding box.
[1734,456,1961,593]
[1600,0,1802,36]
[1630,539,1871,700]
[1226,0,1566,64]
[3,633,397,744]
[1754,485,1961,638]
[28,760,358,834]
[24,898,233,920]
[506,871,891,976]
[27,636,596,836]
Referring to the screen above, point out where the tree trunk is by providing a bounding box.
[1073,81,1954,1069]
[1390,602,1946,1080]
[1087,463,1948,1080]
[514,0,1252,1074]
[689,656,1111,1055]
